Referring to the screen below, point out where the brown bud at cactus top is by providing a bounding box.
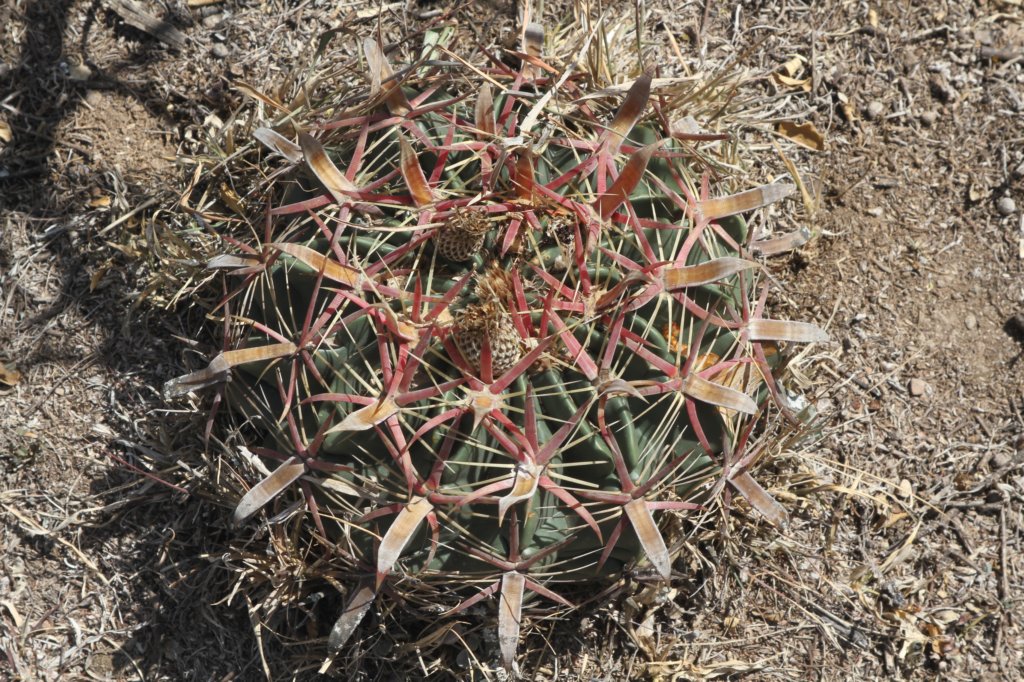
[435,208,490,262]
[477,263,516,306]
[452,303,522,377]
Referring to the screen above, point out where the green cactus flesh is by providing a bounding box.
[170,37,825,667]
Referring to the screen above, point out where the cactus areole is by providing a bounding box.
[167,32,826,669]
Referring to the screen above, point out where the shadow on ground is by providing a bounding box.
[0,1,282,678]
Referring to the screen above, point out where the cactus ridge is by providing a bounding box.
[167,29,826,670]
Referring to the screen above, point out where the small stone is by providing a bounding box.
[897,479,913,498]
[991,450,1012,469]
[866,207,884,217]
[865,101,885,120]
[202,12,224,28]
[995,196,1016,216]
[928,75,957,104]
[68,62,92,82]
[919,110,938,127]
[964,313,977,330]
[212,43,230,59]
[908,378,928,396]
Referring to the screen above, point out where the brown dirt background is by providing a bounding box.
[1,0,1022,680]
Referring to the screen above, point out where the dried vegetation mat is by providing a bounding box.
[0,0,1022,681]
[154,4,834,680]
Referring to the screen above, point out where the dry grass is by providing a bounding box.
[1,0,1022,680]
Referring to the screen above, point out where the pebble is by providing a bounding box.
[995,196,1016,216]
[202,13,224,28]
[212,43,230,59]
[919,110,938,126]
[897,479,913,498]
[68,63,92,82]
[866,206,884,217]
[865,101,885,120]
[991,450,1012,469]
[929,75,958,104]
[964,312,977,330]
[908,378,928,396]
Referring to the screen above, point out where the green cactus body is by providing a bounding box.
[167,33,825,669]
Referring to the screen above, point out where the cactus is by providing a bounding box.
[167,26,825,671]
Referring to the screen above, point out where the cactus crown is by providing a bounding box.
[167,24,825,671]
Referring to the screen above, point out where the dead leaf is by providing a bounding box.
[779,55,806,77]
[0,362,21,387]
[631,611,658,656]
[837,91,858,124]
[68,63,92,82]
[773,55,811,92]
[219,183,246,216]
[232,80,288,113]
[968,182,988,203]
[722,615,742,631]
[701,659,767,678]
[0,120,12,144]
[772,140,818,215]
[774,73,812,91]
[89,260,113,291]
[776,121,826,151]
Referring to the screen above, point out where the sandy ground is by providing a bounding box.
[1,1,1022,680]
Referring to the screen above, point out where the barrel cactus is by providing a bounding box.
[166,25,825,671]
